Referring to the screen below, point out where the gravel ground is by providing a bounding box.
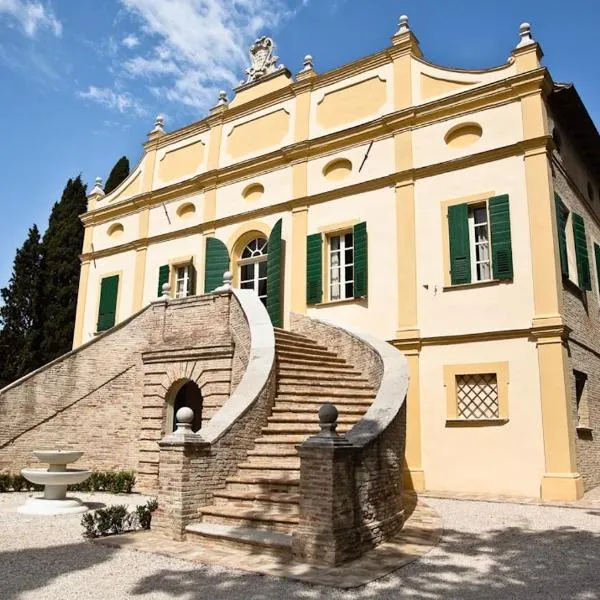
[1,492,599,600]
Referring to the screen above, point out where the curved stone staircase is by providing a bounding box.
[185,327,377,556]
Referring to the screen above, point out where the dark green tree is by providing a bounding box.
[104,156,130,194]
[39,176,87,364]
[0,225,43,387]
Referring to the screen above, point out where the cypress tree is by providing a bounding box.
[39,176,87,364]
[0,225,43,387]
[104,156,130,194]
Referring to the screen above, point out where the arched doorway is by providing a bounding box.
[238,237,268,306]
[172,381,203,433]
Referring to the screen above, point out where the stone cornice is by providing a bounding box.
[83,68,549,227]
[81,134,551,261]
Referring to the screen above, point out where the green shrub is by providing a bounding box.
[0,474,11,493]
[81,499,158,538]
[10,474,27,491]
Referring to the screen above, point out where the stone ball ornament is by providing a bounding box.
[176,406,194,425]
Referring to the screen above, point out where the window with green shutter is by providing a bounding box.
[306,233,323,305]
[97,275,119,332]
[266,219,283,328]
[489,195,513,281]
[555,194,569,278]
[594,243,600,294]
[572,213,591,290]
[157,264,169,297]
[353,221,368,298]
[448,203,471,285]
[204,237,230,293]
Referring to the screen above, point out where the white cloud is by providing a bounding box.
[117,0,308,112]
[0,0,62,37]
[122,34,139,48]
[78,86,147,117]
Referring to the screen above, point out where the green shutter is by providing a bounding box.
[266,219,283,328]
[573,213,591,290]
[594,243,600,294]
[489,194,513,281]
[555,193,569,278]
[306,234,323,305]
[204,237,230,293]
[448,203,471,285]
[353,221,368,298]
[189,264,197,296]
[157,265,170,297]
[97,275,119,332]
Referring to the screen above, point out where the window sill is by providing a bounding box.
[309,297,366,308]
[446,418,509,427]
[443,279,512,292]
[576,425,593,433]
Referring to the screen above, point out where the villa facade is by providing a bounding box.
[72,18,600,501]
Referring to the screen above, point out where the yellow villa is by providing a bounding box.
[70,17,600,502]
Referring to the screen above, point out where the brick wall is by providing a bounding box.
[0,294,238,492]
[551,128,600,490]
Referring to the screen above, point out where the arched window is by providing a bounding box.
[238,237,268,305]
[172,381,203,433]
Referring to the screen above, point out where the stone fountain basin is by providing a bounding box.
[33,450,83,464]
[21,468,91,486]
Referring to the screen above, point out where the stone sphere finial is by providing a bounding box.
[516,22,535,48]
[396,14,410,35]
[161,282,171,300]
[90,176,105,198]
[217,90,228,105]
[151,113,165,134]
[302,54,314,71]
[223,271,233,289]
[175,406,194,433]
[95,176,103,188]
[317,402,339,437]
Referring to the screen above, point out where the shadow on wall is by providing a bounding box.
[128,525,600,599]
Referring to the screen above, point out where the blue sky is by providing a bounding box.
[0,0,598,288]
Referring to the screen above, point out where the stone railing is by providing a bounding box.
[154,288,276,539]
[290,313,409,566]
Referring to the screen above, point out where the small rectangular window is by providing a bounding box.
[574,370,591,430]
[456,373,499,420]
[329,232,354,300]
[468,204,491,282]
[175,265,192,298]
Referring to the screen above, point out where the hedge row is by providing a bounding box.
[0,470,136,494]
[81,499,158,538]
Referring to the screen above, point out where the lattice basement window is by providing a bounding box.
[456,373,500,420]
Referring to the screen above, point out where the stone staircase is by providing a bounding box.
[185,327,377,557]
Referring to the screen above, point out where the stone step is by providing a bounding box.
[268,413,359,424]
[276,343,335,357]
[200,504,298,533]
[274,338,326,352]
[276,356,356,369]
[275,395,374,404]
[261,422,352,434]
[276,349,346,363]
[272,404,368,415]
[224,476,299,494]
[236,466,300,479]
[213,496,299,515]
[238,457,300,469]
[277,383,374,395]
[247,446,299,457]
[213,490,299,505]
[273,329,316,343]
[185,522,292,558]
[254,434,308,444]
[277,369,367,381]
[277,376,371,388]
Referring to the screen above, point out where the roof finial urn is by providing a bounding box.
[396,14,410,35]
[516,22,535,48]
[245,36,282,83]
[151,113,165,134]
[92,177,104,195]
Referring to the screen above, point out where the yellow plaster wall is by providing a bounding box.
[147,194,204,238]
[82,251,137,343]
[155,136,207,187]
[420,338,545,497]
[306,137,395,198]
[306,188,398,340]
[110,170,142,203]
[221,101,294,166]
[90,213,140,253]
[415,157,535,337]
[142,235,203,304]
[229,71,292,108]
[411,57,517,106]
[412,102,524,169]
[215,167,292,220]
[310,64,394,138]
